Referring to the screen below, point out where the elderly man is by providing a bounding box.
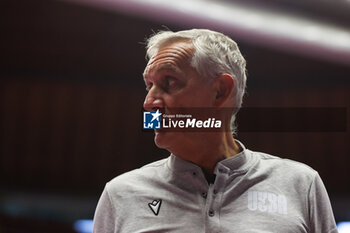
[93,29,337,233]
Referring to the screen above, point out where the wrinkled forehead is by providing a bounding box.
[148,37,193,58]
[143,40,194,77]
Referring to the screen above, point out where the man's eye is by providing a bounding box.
[145,83,152,92]
[165,76,177,90]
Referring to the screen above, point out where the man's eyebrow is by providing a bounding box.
[155,64,186,78]
[143,63,186,82]
[158,64,181,73]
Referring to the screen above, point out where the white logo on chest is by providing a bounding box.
[247,191,287,215]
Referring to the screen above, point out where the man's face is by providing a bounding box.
[143,40,217,150]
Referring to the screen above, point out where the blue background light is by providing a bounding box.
[338,222,350,233]
[74,219,93,233]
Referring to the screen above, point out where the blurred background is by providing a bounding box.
[1,0,349,232]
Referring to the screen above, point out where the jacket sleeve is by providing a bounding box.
[93,185,116,233]
[308,172,338,233]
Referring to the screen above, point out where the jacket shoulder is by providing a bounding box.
[105,157,169,195]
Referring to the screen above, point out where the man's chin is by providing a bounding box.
[153,129,188,150]
[154,129,178,150]
[154,130,168,149]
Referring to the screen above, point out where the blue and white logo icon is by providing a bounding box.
[143,110,162,129]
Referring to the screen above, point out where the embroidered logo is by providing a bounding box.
[247,191,287,215]
[148,199,162,216]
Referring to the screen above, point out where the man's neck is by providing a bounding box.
[169,132,241,174]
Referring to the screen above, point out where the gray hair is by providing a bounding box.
[146,29,247,134]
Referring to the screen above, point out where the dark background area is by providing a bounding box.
[1,0,349,232]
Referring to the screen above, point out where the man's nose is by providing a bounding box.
[143,88,164,111]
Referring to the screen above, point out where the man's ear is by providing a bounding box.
[214,73,235,107]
